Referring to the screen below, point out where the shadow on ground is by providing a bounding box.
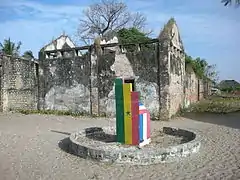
[50,130,75,155]
[183,112,240,129]
[85,127,116,143]
[57,127,116,158]
[58,137,75,154]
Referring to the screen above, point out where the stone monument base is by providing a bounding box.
[69,126,201,165]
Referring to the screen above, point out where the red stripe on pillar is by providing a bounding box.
[131,92,139,145]
[139,109,148,114]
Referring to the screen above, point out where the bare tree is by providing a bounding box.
[77,0,147,44]
[131,12,146,30]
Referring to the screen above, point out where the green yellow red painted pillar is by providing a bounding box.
[115,77,151,146]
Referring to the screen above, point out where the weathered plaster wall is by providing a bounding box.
[0,58,2,111]
[39,53,91,113]
[168,23,185,117]
[184,65,208,108]
[0,55,38,111]
[158,18,186,119]
[84,36,160,118]
[126,47,159,119]
[168,48,185,117]
[184,67,199,108]
[39,18,198,120]
[199,79,205,100]
[100,43,159,118]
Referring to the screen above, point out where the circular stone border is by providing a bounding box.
[69,127,201,165]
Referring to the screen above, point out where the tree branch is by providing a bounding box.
[76,0,147,43]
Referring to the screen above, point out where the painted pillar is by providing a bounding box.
[138,102,151,147]
[115,77,151,147]
[115,78,125,143]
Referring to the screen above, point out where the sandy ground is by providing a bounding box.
[0,112,240,180]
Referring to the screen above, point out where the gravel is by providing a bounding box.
[0,112,240,180]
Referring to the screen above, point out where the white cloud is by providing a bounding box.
[0,0,85,57]
[0,0,85,20]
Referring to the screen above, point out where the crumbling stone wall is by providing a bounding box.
[0,55,38,111]
[39,18,207,120]
[0,19,210,120]
[99,19,188,120]
[184,66,199,108]
[38,52,91,114]
[0,58,2,111]
[100,42,159,118]
[158,19,186,119]
[199,79,205,100]
[40,40,161,118]
[184,66,210,109]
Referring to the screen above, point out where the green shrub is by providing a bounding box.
[186,96,240,113]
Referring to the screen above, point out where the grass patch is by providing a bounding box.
[185,95,240,114]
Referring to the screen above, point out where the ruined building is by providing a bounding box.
[0,19,210,120]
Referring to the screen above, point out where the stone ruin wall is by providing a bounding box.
[39,42,160,118]
[103,42,160,118]
[0,19,210,120]
[157,20,187,119]
[0,58,2,111]
[0,55,38,112]
[38,19,201,120]
[184,64,211,109]
[38,51,91,114]
[185,67,200,108]
[166,24,185,118]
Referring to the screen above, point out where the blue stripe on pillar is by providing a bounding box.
[139,114,143,142]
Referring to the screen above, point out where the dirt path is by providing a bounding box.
[0,113,239,180]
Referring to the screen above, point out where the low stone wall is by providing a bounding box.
[69,126,201,165]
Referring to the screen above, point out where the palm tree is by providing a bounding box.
[0,38,22,56]
[23,50,34,60]
[222,0,240,6]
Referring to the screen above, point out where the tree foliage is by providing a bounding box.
[0,38,21,56]
[117,27,150,44]
[77,0,147,44]
[185,55,218,83]
[23,50,34,59]
[117,27,152,52]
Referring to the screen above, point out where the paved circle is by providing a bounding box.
[0,113,239,180]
